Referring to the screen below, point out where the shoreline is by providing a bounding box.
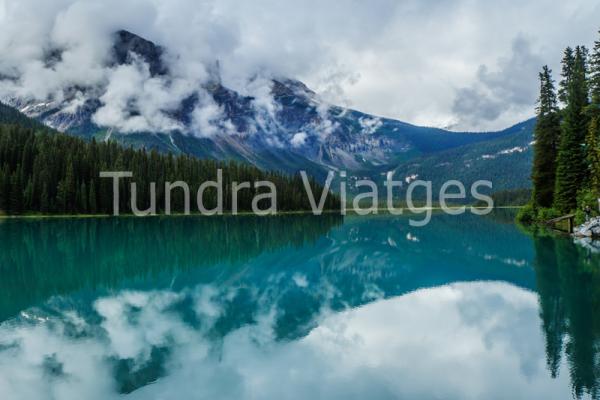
[0,206,523,220]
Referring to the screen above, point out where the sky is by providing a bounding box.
[0,0,599,132]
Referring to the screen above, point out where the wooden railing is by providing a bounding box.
[545,214,576,233]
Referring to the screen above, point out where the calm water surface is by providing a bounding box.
[0,212,599,399]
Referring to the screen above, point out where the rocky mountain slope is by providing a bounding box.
[1,30,535,191]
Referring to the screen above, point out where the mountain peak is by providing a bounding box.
[2,29,535,192]
[112,30,167,76]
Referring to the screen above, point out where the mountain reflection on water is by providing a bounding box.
[0,212,598,399]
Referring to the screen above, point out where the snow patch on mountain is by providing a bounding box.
[480,145,530,160]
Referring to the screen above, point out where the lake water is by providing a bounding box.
[0,212,598,399]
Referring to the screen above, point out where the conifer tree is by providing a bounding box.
[40,183,49,213]
[559,47,575,106]
[554,46,590,213]
[89,180,97,214]
[56,179,68,212]
[79,181,88,212]
[10,170,23,214]
[24,178,33,210]
[0,168,6,212]
[63,161,76,213]
[532,66,561,208]
[586,31,600,193]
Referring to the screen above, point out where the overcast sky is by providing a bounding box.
[0,0,599,131]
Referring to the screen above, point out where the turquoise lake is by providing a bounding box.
[0,211,599,399]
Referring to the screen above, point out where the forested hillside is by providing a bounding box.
[0,120,339,215]
[0,102,49,130]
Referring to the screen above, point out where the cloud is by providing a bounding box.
[359,117,383,135]
[190,93,234,138]
[0,0,599,133]
[451,36,545,131]
[92,60,193,133]
[290,132,308,148]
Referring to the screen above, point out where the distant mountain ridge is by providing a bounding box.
[0,30,535,191]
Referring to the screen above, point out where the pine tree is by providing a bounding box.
[79,181,88,212]
[23,178,33,211]
[10,169,23,214]
[586,31,600,193]
[532,66,561,208]
[554,46,590,213]
[586,118,600,191]
[0,168,6,212]
[56,179,67,212]
[40,183,49,213]
[591,32,600,104]
[559,47,575,106]
[63,161,76,213]
[89,180,97,214]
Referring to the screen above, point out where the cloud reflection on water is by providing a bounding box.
[0,282,574,400]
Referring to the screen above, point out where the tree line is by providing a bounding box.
[520,29,600,224]
[0,119,340,215]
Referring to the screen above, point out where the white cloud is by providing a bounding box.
[0,0,599,132]
[451,36,545,131]
[190,90,236,137]
[359,117,382,135]
[290,132,308,148]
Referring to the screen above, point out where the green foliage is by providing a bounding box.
[590,31,600,105]
[516,203,536,225]
[537,207,562,221]
[586,117,600,192]
[574,209,586,225]
[0,124,340,215]
[578,188,599,212]
[554,46,590,213]
[475,188,531,207]
[578,187,599,207]
[573,189,599,224]
[516,203,562,226]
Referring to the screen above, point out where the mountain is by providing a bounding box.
[0,101,50,131]
[0,30,535,192]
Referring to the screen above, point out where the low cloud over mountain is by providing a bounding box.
[0,0,599,131]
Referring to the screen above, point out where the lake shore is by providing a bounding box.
[0,206,523,220]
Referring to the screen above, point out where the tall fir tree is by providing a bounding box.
[559,47,575,106]
[586,118,600,192]
[89,180,97,214]
[586,31,600,193]
[79,181,88,212]
[10,169,23,214]
[40,183,49,213]
[0,168,6,212]
[554,46,590,213]
[532,66,561,208]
